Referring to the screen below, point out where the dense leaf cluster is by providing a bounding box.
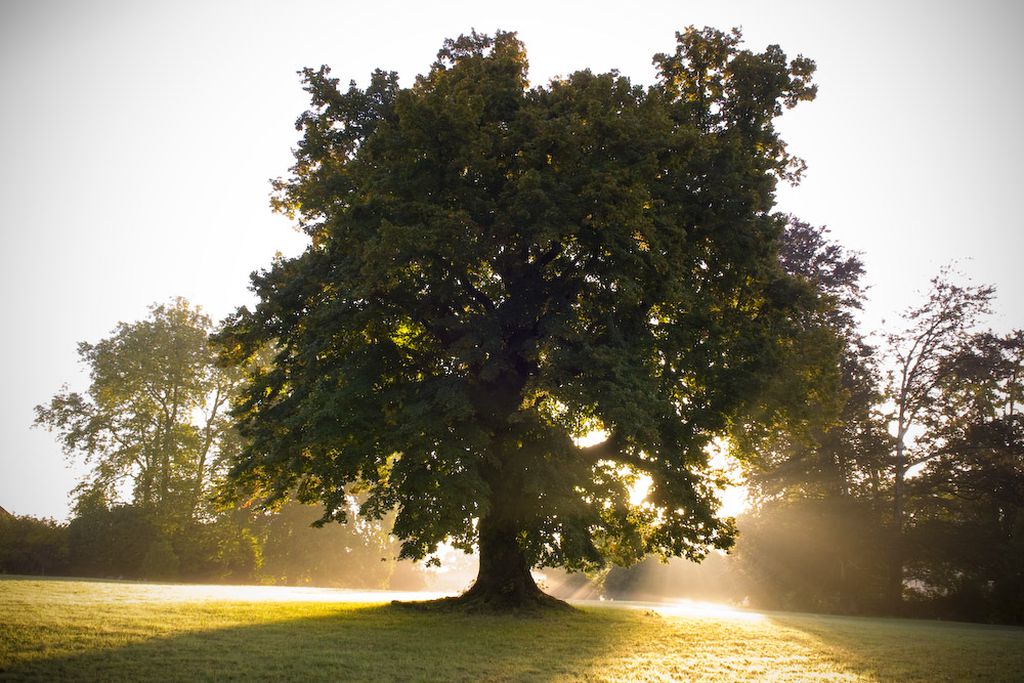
[217,28,821,571]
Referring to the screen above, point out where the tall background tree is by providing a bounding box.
[903,329,1024,621]
[32,299,409,585]
[35,298,238,520]
[883,271,994,605]
[216,27,826,609]
[729,218,891,614]
[33,298,256,579]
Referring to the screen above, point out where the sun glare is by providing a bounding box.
[628,474,652,506]
[650,598,765,621]
[708,442,750,518]
[717,484,750,518]
[575,430,750,516]
[575,428,609,448]
[572,597,765,622]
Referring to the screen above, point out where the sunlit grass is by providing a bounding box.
[600,597,767,621]
[2,577,1022,681]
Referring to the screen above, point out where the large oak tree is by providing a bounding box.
[217,28,822,609]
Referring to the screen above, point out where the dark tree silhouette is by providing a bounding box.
[905,330,1024,621]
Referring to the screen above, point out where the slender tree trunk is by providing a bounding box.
[889,427,906,609]
[1009,362,1018,417]
[191,386,223,517]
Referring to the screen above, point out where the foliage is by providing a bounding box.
[34,298,241,520]
[30,300,399,588]
[739,218,888,501]
[215,27,825,599]
[65,494,157,578]
[45,492,364,585]
[186,509,263,582]
[139,538,180,580]
[0,514,68,576]
[903,330,1024,622]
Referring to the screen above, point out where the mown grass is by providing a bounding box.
[1,577,1022,681]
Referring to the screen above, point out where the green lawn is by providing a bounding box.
[1,577,1022,681]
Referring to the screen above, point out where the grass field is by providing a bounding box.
[1,577,1022,681]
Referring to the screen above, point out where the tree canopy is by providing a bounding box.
[35,298,240,518]
[883,271,995,603]
[216,27,822,608]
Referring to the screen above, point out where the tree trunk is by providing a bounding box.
[450,414,565,610]
[396,514,569,612]
[395,414,568,612]
[458,516,549,608]
[888,433,906,609]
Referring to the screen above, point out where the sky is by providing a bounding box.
[2,0,1022,520]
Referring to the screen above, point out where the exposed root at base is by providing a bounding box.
[391,590,573,615]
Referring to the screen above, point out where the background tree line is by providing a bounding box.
[732,241,1023,624]
[5,299,423,590]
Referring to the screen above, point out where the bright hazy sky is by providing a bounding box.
[2,0,1021,520]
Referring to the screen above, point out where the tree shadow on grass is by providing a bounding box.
[767,611,1024,682]
[3,603,632,682]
